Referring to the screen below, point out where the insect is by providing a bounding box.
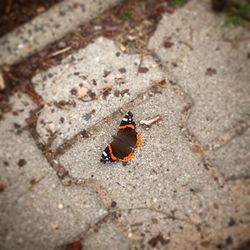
[100,111,142,163]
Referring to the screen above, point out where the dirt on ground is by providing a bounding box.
[0,0,62,38]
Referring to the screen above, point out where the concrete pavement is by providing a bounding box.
[0,0,249,249]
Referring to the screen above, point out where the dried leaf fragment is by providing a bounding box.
[138,67,149,73]
[51,223,59,231]
[66,241,82,250]
[78,87,89,98]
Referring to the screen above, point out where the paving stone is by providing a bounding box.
[83,223,129,250]
[32,37,164,149]
[207,127,250,180]
[0,94,108,250]
[0,93,38,197]
[58,83,238,226]
[58,82,250,248]
[148,0,250,146]
[0,0,121,66]
[117,207,250,250]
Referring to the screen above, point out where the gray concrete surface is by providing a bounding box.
[32,37,163,149]
[0,0,250,249]
[148,0,250,146]
[148,0,250,183]
[208,127,250,180]
[59,84,229,216]
[0,0,121,66]
[83,223,129,250]
[0,94,108,250]
[58,82,249,249]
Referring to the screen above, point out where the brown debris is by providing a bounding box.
[28,175,46,191]
[211,0,229,12]
[87,89,97,100]
[163,40,174,49]
[70,88,77,95]
[118,67,126,73]
[65,241,82,250]
[0,182,6,192]
[138,66,149,73]
[140,115,161,128]
[120,88,130,96]
[114,89,120,97]
[206,67,217,76]
[103,70,111,78]
[115,77,125,85]
[47,129,57,147]
[148,233,169,247]
[191,145,204,154]
[111,200,117,208]
[53,100,76,110]
[102,86,113,99]
[18,158,27,167]
[0,0,62,37]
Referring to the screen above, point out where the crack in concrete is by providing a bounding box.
[56,203,204,249]
[149,52,250,192]
[53,79,167,157]
[120,206,202,227]
[206,120,250,152]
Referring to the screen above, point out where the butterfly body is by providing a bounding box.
[100,112,141,164]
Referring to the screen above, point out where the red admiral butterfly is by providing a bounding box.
[100,111,142,163]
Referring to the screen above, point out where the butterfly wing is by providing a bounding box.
[100,143,117,163]
[119,111,136,129]
[100,111,141,163]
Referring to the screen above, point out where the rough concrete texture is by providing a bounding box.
[59,84,223,214]
[83,224,129,250]
[148,0,250,146]
[0,0,121,66]
[148,0,250,185]
[32,37,163,149]
[118,206,250,250]
[58,83,250,248]
[208,127,250,180]
[0,94,108,250]
[1,0,250,249]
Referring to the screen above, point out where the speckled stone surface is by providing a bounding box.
[148,0,250,146]
[0,0,121,66]
[207,127,250,180]
[83,224,129,250]
[58,83,250,249]
[148,0,250,187]
[0,94,108,250]
[1,0,250,249]
[32,37,164,149]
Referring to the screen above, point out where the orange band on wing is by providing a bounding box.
[119,124,135,130]
[122,151,134,161]
[108,144,117,161]
[136,133,142,147]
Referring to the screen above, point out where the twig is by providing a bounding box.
[140,115,161,128]
[49,46,71,58]
[28,175,46,191]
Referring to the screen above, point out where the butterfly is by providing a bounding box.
[100,111,142,163]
